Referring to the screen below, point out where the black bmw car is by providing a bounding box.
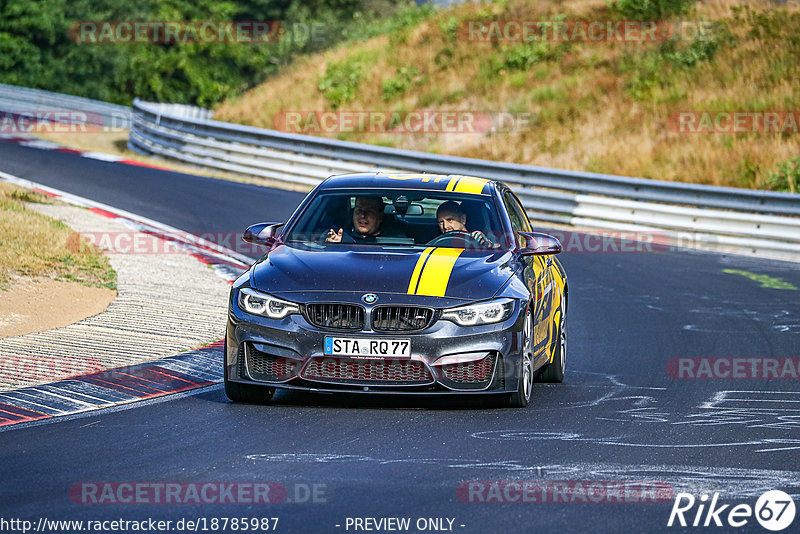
[225,172,567,407]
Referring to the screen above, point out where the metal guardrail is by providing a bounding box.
[0,83,131,129]
[138,102,214,121]
[0,84,794,258]
[130,99,800,215]
[129,98,800,261]
[128,100,402,186]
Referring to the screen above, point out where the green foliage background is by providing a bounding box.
[0,0,408,106]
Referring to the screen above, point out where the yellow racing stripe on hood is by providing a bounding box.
[410,248,464,297]
[407,247,434,294]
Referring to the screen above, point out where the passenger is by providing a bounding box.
[436,201,495,247]
[326,196,387,243]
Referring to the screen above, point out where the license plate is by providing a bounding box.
[324,337,411,358]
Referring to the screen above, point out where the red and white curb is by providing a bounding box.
[0,170,258,428]
[0,133,173,171]
[0,341,225,428]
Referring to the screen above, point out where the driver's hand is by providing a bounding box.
[326,228,343,243]
[470,230,492,247]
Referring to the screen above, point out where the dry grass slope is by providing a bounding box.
[214,0,800,191]
[0,183,116,290]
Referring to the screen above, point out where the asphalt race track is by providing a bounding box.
[1,140,799,533]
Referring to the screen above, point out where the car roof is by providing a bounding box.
[318,172,501,196]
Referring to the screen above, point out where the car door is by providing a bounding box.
[504,191,555,369]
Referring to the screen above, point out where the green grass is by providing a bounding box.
[0,183,116,290]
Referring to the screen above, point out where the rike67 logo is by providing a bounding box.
[668,490,796,531]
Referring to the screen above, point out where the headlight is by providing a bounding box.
[238,288,299,319]
[441,298,515,326]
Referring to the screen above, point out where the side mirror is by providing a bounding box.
[517,232,562,256]
[243,223,284,246]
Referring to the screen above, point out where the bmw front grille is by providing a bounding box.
[371,306,435,332]
[305,303,365,330]
[304,303,435,332]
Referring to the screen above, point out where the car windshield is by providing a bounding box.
[283,190,507,249]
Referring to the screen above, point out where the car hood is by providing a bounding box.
[250,243,517,302]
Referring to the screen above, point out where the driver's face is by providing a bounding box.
[437,212,467,233]
[352,198,383,236]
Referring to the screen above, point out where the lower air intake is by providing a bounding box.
[441,354,496,383]
[438,353,497,390]
[301,358,433,386]
[245,344,300,382]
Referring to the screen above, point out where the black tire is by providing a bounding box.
[506,306,534,408]
[540,294,566,383]
[223,338,275,403]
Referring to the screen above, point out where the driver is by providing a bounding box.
[436,201,495,247]
[326,196,386,243]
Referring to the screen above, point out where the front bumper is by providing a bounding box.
[225,294,525,395]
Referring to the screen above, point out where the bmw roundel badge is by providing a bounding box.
[362,293,378,304]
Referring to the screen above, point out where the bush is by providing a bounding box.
[318,57,364,108]
[494,43,554,72]
[345,3,434,43]
[439,16,459,40]
[609,0,698,20]
[665,33,722,68]
[764,158,800,193]
[381,67,420,101]
[622,25,730,101]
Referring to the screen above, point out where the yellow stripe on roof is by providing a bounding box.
[385,173,431,181]
[381,173,489,194]
[453,176,489,194]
